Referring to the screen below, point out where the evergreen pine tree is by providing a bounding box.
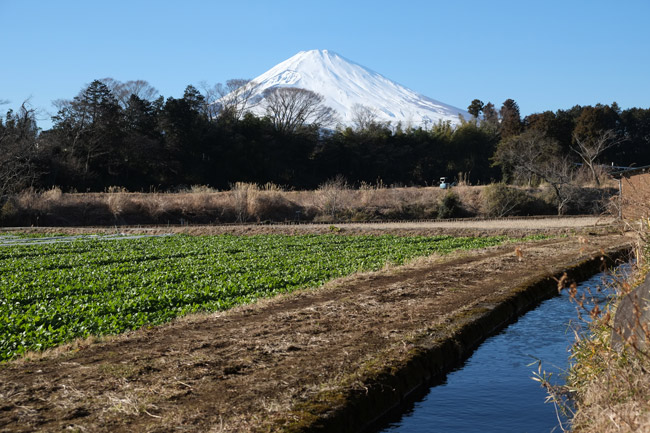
[499,98,522,139]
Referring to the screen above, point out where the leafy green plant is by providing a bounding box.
[0,234,512,361]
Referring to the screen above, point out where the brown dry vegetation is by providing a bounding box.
[0,183,617,227]
[565,223,650,433]
[1,216,618,240]
[0,229,632,433]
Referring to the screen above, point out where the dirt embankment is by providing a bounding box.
[1,185,616,227]
[0,229,632,433]
[3,215,617,238]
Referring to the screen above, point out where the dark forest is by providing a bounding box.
[2,79,649,196]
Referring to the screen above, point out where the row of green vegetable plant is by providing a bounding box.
[1,234,519,361]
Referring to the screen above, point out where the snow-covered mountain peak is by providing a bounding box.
[239,50,469,128]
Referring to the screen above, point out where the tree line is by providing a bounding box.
[1,79,650,196]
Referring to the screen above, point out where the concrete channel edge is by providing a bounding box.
[277,244,633,433]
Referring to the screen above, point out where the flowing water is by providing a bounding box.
[377,266,627,433]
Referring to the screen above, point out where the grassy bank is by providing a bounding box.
[567,224,650,432]
[0,183,616,227]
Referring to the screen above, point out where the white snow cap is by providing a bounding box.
[246,49,469,128]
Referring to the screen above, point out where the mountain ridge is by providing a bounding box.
[241,49,469,128]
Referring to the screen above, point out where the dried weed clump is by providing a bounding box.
[230,182,259,223]
[0,183,618,227]
[314,176,352,221]
[564,221,650,433]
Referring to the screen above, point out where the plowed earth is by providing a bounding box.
[0,223,631,432]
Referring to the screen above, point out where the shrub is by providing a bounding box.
[483,183,530,217]
[0,198,18,225]
[42,187,63,202]
[315,176,350,221]
[569,187,618,215]
[383,203,430,220]
[189,184,218,193]
[437,191,461,219]
[251,193,302,222]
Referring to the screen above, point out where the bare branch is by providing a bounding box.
[262,87,337,133]
[212,79,260,121]
[571,129,624,186]
[350,103,390,132]
[493,130,578,214]
[100,78,159,109]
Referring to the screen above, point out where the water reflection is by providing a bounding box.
[378,267,624,433]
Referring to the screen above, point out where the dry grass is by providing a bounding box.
[570,345,650,432]
[566,223,650,433]
[0,183,617,227]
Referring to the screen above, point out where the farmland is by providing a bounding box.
[0,233,513,362]
[0,231,631,432]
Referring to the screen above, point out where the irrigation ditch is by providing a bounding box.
[287,244,632,433]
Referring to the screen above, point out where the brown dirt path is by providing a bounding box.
[2,215,616,238]
[0,233,631,432]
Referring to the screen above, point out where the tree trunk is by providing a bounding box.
[588,162,600,187]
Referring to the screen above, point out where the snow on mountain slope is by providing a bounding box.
[243,49,469,128]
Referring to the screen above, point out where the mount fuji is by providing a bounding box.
[240,49,469,128]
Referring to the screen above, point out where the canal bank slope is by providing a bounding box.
[569,237,650,433]
[0,233,632,432]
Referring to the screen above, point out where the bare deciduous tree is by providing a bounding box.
[539,155,579,215]
[493,130,577,214]
[52,98,71,112]
[572,129,623,186]
[263,87,337,133]
[100,78,159,108]
[198,81,221,121]
[350,103,387,131]
[203,79,260,121]
[493,130,558,183]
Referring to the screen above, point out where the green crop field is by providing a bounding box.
[0,234,519,361]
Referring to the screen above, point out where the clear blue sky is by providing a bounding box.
[2,0,649,129]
